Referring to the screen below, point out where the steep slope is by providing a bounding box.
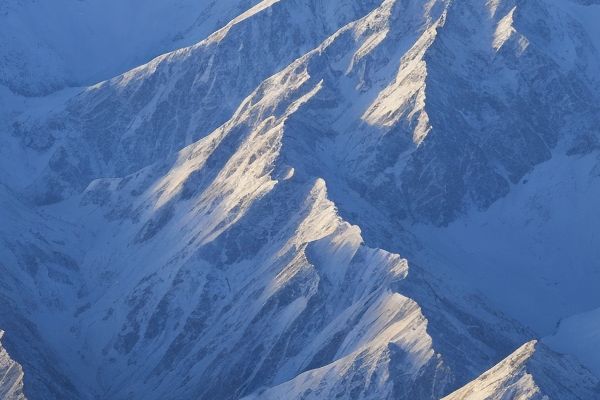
[0,184,86,399]
[27,44,525,398]
[236,0,600,334]
[0,331,26,400]
[410,151,600,333]
[1,0,600,399]
[15,0,600,221]
[442,341,600,400]
[9,0,381,202]
[2,2,531,395]
[0,0,260,95]
[402,0,600,333]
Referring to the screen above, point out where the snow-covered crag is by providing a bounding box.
[443,341,600,400]
[1,0,600,399]
[0,331,26,400]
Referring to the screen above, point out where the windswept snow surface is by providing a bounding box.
[545,0,600,53]
[545,307,600,377]
[411,153,600,334]
[1,0,600,399]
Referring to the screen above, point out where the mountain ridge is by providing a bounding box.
[1,0,599,399]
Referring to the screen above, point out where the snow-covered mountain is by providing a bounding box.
[1,0,600,399]
[0,0,261,95]
[443,341,600,400]
[0,331,26,400]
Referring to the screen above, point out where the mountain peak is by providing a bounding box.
[1,0,599,399]
[443,341,600,400]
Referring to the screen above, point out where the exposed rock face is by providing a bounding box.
[0,331,26,400]
[1,0,600,399]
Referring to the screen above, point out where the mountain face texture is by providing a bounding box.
[443,341,600,400]
[1,0,600,399]
[0,331,26,400]
[0,0,262,96]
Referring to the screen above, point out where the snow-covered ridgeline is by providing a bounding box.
[443,340,600,400]
[0,0,599,399]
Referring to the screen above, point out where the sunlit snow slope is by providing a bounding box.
[1,0,599,399]
[443,341,600,400]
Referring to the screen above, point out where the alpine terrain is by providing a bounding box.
[0,0,599,399]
